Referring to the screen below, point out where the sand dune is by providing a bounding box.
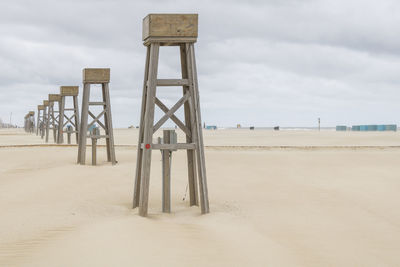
[0,129,400,266]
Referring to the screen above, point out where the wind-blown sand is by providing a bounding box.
[0,128,399,266]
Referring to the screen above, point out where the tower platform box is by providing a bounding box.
[38,105,44,110]
[49,94,61,102]
[60,86,79,96]
[142,14,198,43]
[43,100,49,106]
[83,68,110,83]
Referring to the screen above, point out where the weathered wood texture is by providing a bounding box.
[162,130,172,213]
[60,86,79,96]
[48,94,61,102]
[142,14,198,44]
[82,68,110,83]
[43,100,49,106]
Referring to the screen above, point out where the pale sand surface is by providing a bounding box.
[0,129,400,266]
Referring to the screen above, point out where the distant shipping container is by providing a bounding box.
[336,126,347,131]
[352,124,396,131]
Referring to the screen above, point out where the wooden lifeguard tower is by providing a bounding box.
[46,94,61,143]
[28,111,35,133]
[57,86,80,144]
[133,14,209,216]
[77,68,116,165]
[37,105,45,136]
[23,114,28,132]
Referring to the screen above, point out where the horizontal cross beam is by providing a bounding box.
[141,143,196,150]
[156,79,189,86]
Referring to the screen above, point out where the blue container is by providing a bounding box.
[336,126,347,131]
[360,125,368,131]
[352,125,360,131]
[377,125,386,131]
[366,125,377,131]
[385,124,397,131]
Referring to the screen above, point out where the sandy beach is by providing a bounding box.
[1,128,400,266]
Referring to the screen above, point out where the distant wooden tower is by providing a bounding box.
[133,14,209,216]
[46,94,61,143]
[57,86,80,144]
[37,105,45,136]
[23,114,28,132]
[77,68,116,165]
[28,111,35,133]
[42,100,49,139]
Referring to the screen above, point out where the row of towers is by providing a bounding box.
[28,69,116,166]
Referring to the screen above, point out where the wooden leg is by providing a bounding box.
[58,97,65,144]
[73,96,80,144]
[186,43,210,214]
[42,108,47,139]
[92,137,97,166]
[52,105,57,143]
[36,112,40,135]
[180,44,199,206]
[103,83,116,165]
[78,83,90,165]
[45,105,51,143]
[133,46,150,209]
[138,43,160,217]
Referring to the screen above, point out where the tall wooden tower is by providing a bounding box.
[133,14,209,216]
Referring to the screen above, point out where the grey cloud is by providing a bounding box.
[0,0,399,127]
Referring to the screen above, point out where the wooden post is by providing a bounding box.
[162,130,171,213]
[91,127,99,166]
[133,14,209,216]
[42,100,49,139]
[77,69,116,165]
[67,125,72,144]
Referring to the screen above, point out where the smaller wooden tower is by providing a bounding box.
[28,111,35,133]
[37,105,45,136]
[46,94,61,143]
[77,68,116,165]
[57,86,80,144]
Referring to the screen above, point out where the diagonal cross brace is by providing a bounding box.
[155,98,191,137]
[63,114,76,128]
[88,110,106,130]
[153,92,190,133]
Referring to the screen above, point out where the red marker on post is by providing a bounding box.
[145,144,151,149]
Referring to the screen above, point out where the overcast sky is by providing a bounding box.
[1,0,399,128]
